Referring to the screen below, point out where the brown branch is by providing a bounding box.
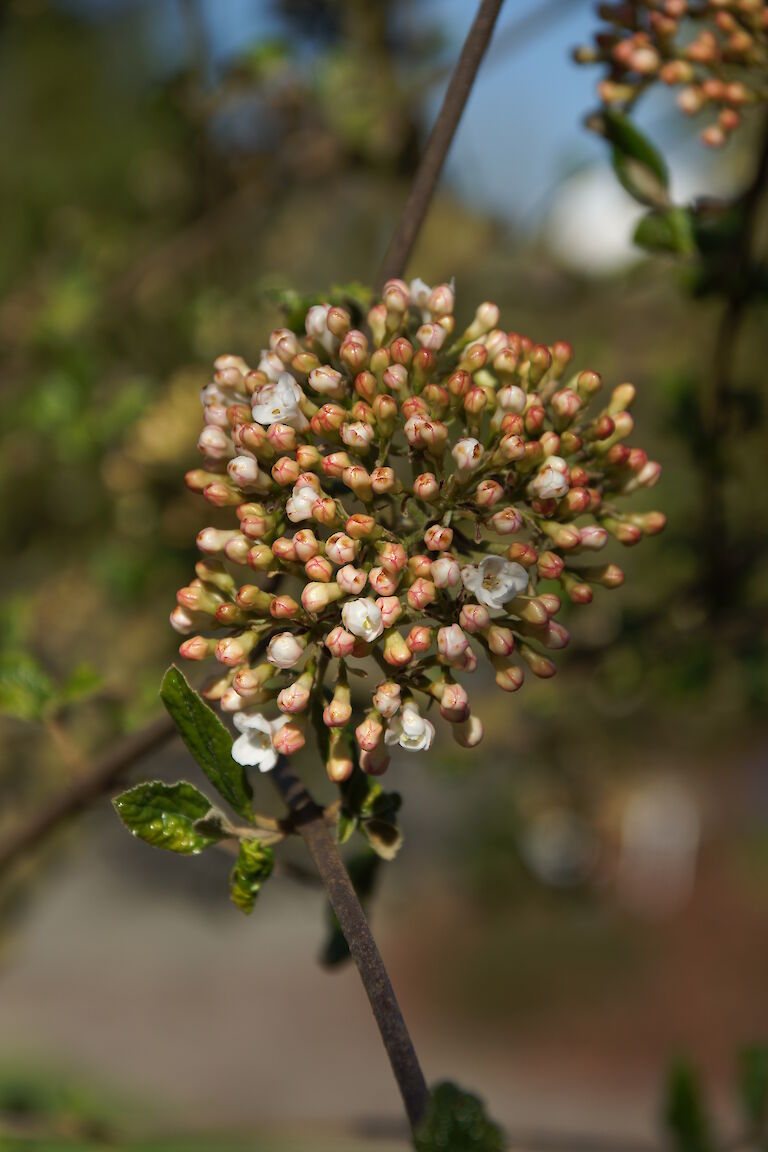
[0,714,176,878]
[700,110,768,611]
[377,0,507,285]
[270,756,429,1134]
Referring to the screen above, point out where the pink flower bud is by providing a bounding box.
[578,526,608,551]
[383,278,410,313]
[216,632,257,666]
[440,682,470,723]
[383,631,412,668]
[302,581,342,613]
[356,713,384,752]
[308,365,344,397]
[475,480,504,508]
[179,635,215,661]
[383,364,408,394]
[495,662,524,692]
[341,421,375,452]
[272,536,298,562]
[273,721,306,757]
[427,282,454,315]
[267,422,297,452]
[377,596,403,628]
[311,496,338,527]
[459,603,491,633]
[198,425,232,461]
[377,541,407,575]
[407,578,436,611]
[372,681,401,718]
[453,715,484,747]
[272,456,301,487]
[431,555,461,589]
[486,625,515,657]
[537,551,565,580]
[227,455,262,489]
[325,532,357,566]
[266,631,305,669]
[457,646,478,673]
[270,594,301,619]
[324,625,356,658]
[360,746,390,776]
[408,554,432,580]
[337,564,367,595]
[498,433,526,462]
[323,683,352,727]
[371,466,396,494]
[452,437,483,474]
[490,507,523,535]
[327,729,354,783]
[424,524,454,551]
[342,464,373,500]
[406,625,433,654]
[369,566,400,596]
[246,543,273,570]
[305,555,333,582]
[417,322,447,351]
[413,472,440,501]
[321,451,353,478]
[437,624,469,663]
[196,527,240,555]
[278,678,312,714]
[293,528,319,561]
[346,514,377,540]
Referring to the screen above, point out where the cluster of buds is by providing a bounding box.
[172,278,663,781]
[575,1,768,147]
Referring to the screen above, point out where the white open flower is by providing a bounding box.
[286,479,320,523]
[341,597,384,641]
[530,456,569,500]
[231,711,290,771]
[461,556,529,610]
[267,631,305,669]
[384,700,435,752]
[257,350,284,381]
[409,277,432,320]
[252,373,304,428]
[305,304,338,355]
[452,437,484,473]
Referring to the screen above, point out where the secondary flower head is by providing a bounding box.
[177,279,663,780]
[576,0,768,149]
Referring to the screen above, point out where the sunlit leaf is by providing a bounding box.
[113,781,221,854]
[229,838,274,914]
[160,666,253,822]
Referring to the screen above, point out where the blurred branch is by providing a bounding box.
[0,714,176,878]
[700,111,768,611]
[378,0,506,284]
[271,755,429,1133]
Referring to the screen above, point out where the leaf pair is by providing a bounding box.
[114,667,274,913]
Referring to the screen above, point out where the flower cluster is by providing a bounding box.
[172,279,663,780]
[576,0,768,147]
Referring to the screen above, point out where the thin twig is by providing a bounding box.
[270,756,429,1134]
[377,0,506,285]
[700,111,768,610]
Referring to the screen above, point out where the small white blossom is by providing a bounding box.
[305,304,338,355]
[341,597,384,641]
[409,277,432,320]
[384,701,435,752]
[286,478,320,523]
[461,556,529,610]
[257,350,285,381]
[267,632,305,669]
[431,555,461,589]
[496,384,527,414]
[308,365,344,397]
[530,456,569,500]
[252,373,304,428]
[231,711,290,772]
[452,437,484,473]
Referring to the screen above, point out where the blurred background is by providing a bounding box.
[1,0,768,1148]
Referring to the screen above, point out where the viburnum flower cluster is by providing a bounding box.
[171,279,663,781]
[576,0,768,148]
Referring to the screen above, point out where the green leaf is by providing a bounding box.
[361,818,403,861]
[634,208,696,256]
[160,666,253,822]
[229,839,274,914]
[738,1047,768,1132]
[663,1060,714,1152]
[0,651,54,723]
[336,810,357,845]
[602,110,669,208]
[113,781,220,854]
[415,1081,505,1152]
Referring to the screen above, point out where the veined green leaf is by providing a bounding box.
[229,838,274,914]
[160,666,253,822]
[114,781,221,854]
